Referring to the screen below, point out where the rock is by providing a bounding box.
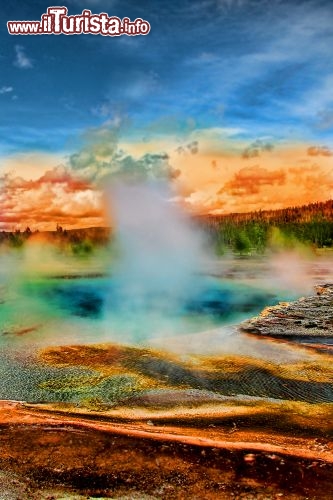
[240,284,333,338]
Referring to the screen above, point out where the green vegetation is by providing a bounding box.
[1,200,332,256]
[203,200,333,255]
[0,225,110,256]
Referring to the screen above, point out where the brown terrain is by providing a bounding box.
[0,400,332,499]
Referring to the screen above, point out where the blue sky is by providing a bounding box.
[0,0,333,155]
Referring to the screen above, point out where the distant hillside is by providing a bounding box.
[198,200,333,252]
[51,226,111,244]
[199,200,333,228]
[0,226,110,252]
[1,200,332,252]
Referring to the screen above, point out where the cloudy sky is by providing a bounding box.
[0,0,333,229]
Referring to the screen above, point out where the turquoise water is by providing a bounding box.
[0,273,299,347]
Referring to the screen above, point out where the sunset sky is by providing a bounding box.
[1,0,333,229]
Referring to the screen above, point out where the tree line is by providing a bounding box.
[199,199,333,254]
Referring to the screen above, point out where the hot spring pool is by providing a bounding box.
[0,274,299,347]
[0,269,330,405]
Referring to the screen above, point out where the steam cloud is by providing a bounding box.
[105,180,208,336]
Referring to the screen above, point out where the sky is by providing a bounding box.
[0,0,333,229]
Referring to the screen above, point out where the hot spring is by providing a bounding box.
[0,180,300,348]
[6,273,289,345]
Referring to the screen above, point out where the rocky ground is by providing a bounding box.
[240,284,333,340]
[0,401,332,499]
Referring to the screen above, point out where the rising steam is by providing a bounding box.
[105,180,208,337]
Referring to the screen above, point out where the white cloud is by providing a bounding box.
[289,74,333,121]
[14,45,33,69]
[186,2,333,100]
[0,86,13,94]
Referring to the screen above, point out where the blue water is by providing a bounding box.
[23,276,283,320]
[4,275,297,344]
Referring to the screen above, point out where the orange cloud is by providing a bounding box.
[1,134,333,227]
[0,166,103,231]
[173,141,333,214]
[307,146,332,157]
[221,166,286,196]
